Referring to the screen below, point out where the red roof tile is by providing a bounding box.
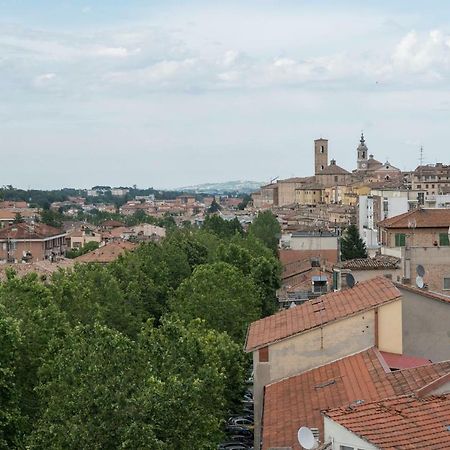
[378,208,450,229]
[380,351,431,370]
[75,241,136,263]
[324,394,450,449]
[0,222,64,240]
[262,348,450,450]
[245,277,401,352]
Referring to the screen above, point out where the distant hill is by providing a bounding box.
[178,180,264,194]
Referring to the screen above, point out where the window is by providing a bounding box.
[417,184,421,188]
[259,346,269,362]
[340,446,354,450]
[334,176,338,182]
[395,233,406,247]
[320,145,325,153]
[440,233,450,246]
[443,278,450,290]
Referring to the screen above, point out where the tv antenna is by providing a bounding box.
[297,426,318,449]
[419,146,424,166]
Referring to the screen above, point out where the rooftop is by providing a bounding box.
[263,347,450,450]
[378,208,450,229]
[75,241,136,263]
[245,277,401,352]
[337,255,401,270]
[0,222,65,240]
[324,394,450,449]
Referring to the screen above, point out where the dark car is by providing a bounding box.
[218,443,252,450]
[225,425,253,438]
[228,417,254,428]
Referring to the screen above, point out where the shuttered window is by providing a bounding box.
[395,233,406,247]
[439,233,450,246]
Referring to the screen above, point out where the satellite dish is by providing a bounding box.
[289,301,296,309]
[346,273,356,288]
[416,265,425,277]
[298,426,317,449]
[416,276,424,289]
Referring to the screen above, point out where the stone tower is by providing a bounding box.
[314,138,328,175]
[357,132,369,171]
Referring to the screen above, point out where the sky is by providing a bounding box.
[1,0,450,190]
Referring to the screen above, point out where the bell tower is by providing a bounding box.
[314,138,328,175]
[357,132,369,171]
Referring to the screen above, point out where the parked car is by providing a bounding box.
[218,443,252,450]
[228,417,254,429]
[225,425,253,438]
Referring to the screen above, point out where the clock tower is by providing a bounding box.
[357,132,369,171]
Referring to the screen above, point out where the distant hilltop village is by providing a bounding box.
[252,133,450,208]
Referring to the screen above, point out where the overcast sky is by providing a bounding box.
[1,0,450,189]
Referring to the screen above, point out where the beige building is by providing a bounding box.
[245,277,403,448]
[0,222,66,263]
[378,208,450,293]
[276,177,315,206]
[295,183,323,205]
[410,162,450,195]
[66,228,102,249]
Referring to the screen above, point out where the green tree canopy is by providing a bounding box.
[0,307,21,449]
[30,323,161,450]
[340,224,368,261]
[169,262,261,342]
[248,210,281,254]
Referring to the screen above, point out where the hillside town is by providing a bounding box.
[1,134,450,449]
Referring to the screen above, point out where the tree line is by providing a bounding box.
[0,211,281,449]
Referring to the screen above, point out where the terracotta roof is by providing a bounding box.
[0,222,65,240]
[262,348,450,450]
[75,241,136,263]
[278,176,316,184]
[324,394,450,449]
[0,259,75,281]
[379,351,431,370]
[101,220,125,227]
[279,249,338,265]
[378,208,450,229]
[0,208,37,220]
[319,163,350,175]
[337,255,400,270]
[245,277,401,352]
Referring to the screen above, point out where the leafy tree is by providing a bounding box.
[13,213,24,224]
[216,242,253,275]
[50,264,143,338]
[170,262,261,342]
[203,215,243,239]
[108,243,173,323]
[65,241,100,259]
[248,210,281,254]
[340,224,368,261]
[251,256,282,317]
[30,323,162,450]
[0,307,21,449]
[207,198,221,213]
[0,273,68,436]
[237,194,251,210]
[138,317,246,447]
[39,209,63,228]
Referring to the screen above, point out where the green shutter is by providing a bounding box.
[395,233,406,247]
[439,233,450,246]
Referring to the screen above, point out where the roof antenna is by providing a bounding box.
[419,146,424,166]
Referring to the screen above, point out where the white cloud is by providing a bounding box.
[93,46,139,58]
[392,30,450,77]
[33,72,57,87]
